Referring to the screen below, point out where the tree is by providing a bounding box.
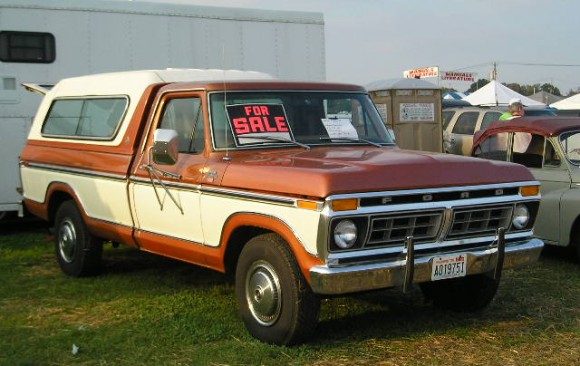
[466,79,489,93]
[540,83,561,96]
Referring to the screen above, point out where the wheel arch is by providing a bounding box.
[220,213,323,283]
[45,182,85,228]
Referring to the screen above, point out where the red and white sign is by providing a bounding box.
[226,104,293,146]
[440,71,477,82]
[403,66,439,79]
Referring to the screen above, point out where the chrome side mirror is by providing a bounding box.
[152,129,179,165]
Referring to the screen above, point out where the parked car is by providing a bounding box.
[443,106,557,155]
[472,116,580,260]
[443,107,503,155]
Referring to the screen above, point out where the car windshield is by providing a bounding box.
[209,91,394,149]
[559,130,580,165]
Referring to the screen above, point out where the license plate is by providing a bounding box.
[431,253,467,281]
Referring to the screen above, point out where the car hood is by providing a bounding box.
[220,146,535,198]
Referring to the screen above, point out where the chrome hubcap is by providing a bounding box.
[58,219,77,263]
[246,260,281,326]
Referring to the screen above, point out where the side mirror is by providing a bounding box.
[152,129,179,165]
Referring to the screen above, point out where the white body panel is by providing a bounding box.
[20,166,134,226]
[0,0,326,214]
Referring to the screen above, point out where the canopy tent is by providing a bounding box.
[443,91,468,100]
[550,93,580,110]
[529,90,564,105]
[462,80,545,107]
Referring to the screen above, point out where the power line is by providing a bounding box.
[499,61,580,67]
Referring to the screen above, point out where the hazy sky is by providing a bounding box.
[128,0,580,94]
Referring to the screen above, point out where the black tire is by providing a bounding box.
[235,233,320,345]
[54,201,103,277]
[420,273,500,312]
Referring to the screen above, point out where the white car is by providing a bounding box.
[443,107,503,155]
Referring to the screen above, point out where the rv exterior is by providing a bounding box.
[0,0,325,218]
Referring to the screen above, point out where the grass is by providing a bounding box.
[1,218,578,366]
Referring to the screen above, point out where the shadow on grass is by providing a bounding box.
[101,244,229,288]
[313,287,482,344]
[540,244,579,264]
[0,216,48,236]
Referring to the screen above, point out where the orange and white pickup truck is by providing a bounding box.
[20,69,543,345]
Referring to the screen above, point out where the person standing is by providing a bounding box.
[499,98,525,120]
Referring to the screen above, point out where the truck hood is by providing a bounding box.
[220,146,535,198]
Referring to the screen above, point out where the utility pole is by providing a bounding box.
[490,62,498,81]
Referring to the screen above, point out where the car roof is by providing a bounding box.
[482,116,580,136]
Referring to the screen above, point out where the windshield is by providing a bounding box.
[209,91,394,149]
[560,130,580,165]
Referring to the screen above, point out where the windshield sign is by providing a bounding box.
[226,104,294,146]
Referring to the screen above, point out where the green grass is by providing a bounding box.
[1,219,578,366]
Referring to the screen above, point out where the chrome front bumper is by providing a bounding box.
[309,237,544,295]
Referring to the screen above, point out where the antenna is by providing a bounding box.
[222,44,231,161]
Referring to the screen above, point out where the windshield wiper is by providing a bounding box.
[319,136,383,148]
[250,136,311,150]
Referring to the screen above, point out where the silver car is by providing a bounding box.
[443,107,503,155]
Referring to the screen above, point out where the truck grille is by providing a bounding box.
[350,204,515,251]
[446,205,513,239]
[367,210,444,247]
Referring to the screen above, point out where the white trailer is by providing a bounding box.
[0,0,326,218]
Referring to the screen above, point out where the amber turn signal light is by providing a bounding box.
[331,198,358,211]
[520,185,540,197]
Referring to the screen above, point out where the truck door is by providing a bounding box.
[129,94,208,252]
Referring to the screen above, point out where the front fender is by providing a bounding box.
[559,188,580,247]
[218,212,324,282]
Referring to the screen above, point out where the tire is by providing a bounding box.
[54,201,103,277]
[235,233,320,345]
[420,273,500,312]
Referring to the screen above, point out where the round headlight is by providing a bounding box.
[334,220,358,249]
[512,204,530,230]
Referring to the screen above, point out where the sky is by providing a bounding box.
[126,0,580,94]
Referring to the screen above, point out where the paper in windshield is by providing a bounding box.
[321,118,358,140]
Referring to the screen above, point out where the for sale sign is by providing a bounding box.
[226,104,294,146]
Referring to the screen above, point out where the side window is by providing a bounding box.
[0,31,55,63]
[451,112,478,135]
[473,132,508,161]
[544,140,561,167]
[511,133,543,168]
[42,97,126,139]
[160,97,204,153]
[480,112,502,131]
[442,110,456,130]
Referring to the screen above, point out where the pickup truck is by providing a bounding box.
[19,69,544,345]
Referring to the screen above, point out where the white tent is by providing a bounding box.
[462,80,545,107]
[550,93,580,110]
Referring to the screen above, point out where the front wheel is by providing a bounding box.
[54,201,103,277]
[420,273,500,312]
[235,233,320,345]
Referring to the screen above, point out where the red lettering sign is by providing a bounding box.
[226,104,294,146]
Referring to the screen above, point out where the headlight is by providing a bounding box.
[512,204,530,229]
[334,220,358,249]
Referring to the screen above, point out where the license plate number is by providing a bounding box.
[431,253,467,281]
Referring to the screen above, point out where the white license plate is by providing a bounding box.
[431,253,467,281]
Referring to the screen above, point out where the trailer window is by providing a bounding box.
[42,97,127,140]
[0,31,55,63]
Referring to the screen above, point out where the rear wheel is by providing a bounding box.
[420,273,500,312]
[235,233,320,345]
[54,201,103,277]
